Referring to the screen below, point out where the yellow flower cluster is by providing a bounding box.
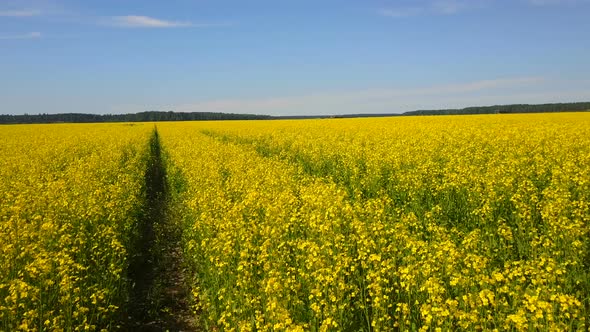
[159,113,589,331]
[2,113,589,331]
[0,123,151,331]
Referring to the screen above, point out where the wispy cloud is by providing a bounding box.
[379,0,588,17]
[379,0,488,18]
[104,15,192,28]
[124,77,555,116]
[0,31,41,40]
[100,15,229,28]
[432,0,471,14]
[527,0,589,5]
[0,9,41,17]
[377,7,424,18]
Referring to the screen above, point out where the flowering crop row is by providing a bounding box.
[160,113,590,331]
[2,114,589,331]
[0,124,152,331]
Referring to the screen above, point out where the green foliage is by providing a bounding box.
[404,102,590,116]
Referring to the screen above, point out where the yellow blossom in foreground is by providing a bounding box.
[158,113,590,331]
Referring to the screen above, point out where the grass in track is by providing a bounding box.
[126,129,199,331]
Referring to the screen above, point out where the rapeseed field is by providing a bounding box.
[160,113,590,331]
[0,124,151,331]
[1,113,589,331]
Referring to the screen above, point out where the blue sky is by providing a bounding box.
[1,0,589,115]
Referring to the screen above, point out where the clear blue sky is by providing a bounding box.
[1,0,589,115]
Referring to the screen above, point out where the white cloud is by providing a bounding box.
[377,8,424,18]
[0,9,41,17]
[379,0,489,18]
[0,31,41,40]
[100,15,233,28]
[432,0,468,14]
[528,0,589,4]
[379,0,589,18]
[124,76,565,116]
[102,15,195,28]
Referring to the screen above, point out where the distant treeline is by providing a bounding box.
[1,102,589,124]
[0,111,271,124]
[404,102,590,116]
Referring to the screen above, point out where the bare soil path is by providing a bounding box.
[126,130,199,331]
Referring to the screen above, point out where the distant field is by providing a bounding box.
[2,113,589,331]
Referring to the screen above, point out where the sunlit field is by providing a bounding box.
[0,124,151,331]
[2,113,589,331]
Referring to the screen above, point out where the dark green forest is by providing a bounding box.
[0,111,271,124]
[1,102,589,124]
[403,102,590,116]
